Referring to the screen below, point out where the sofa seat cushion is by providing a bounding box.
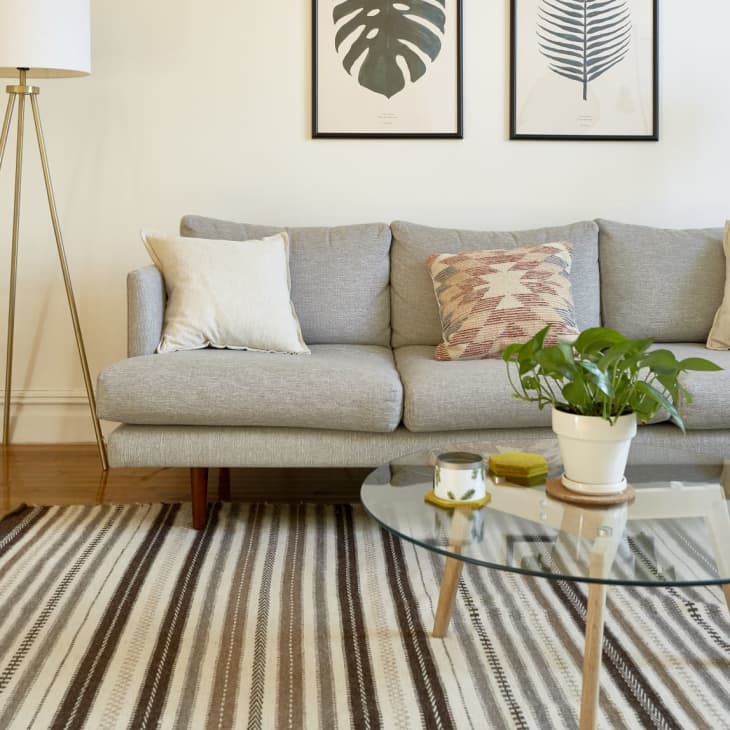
[97,345,403,432]
[659,344,730,429]
[394,346,551,432]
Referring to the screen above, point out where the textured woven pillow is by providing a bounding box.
[707,221,730,350]
[142,230,309,355]
[427,242,579,360]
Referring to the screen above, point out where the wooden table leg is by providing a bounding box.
[580,582,607,730]
[432,507,470,638]
[432,556,464,638]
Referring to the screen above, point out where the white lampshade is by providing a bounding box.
[0,0,90,78]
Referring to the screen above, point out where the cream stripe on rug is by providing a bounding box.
[1,503,729,730]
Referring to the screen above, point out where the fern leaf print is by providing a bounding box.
[537,0,632,101]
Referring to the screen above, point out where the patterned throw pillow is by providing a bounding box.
[426,242,579,360]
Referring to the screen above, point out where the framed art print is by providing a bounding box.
[510,0,658,140]
[313,1,463,138]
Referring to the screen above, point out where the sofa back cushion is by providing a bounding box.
[390,220,600,347]
[181,216,391,346]
[598,220,725,342]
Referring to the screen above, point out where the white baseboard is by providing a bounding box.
[0,388,114,443]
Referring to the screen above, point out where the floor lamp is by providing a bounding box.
[0,0,108,470]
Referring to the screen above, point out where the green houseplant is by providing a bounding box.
[503,326,722,494]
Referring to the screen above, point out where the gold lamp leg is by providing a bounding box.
[0,90,16,446]
[1,69,108,470]
[29,93,108,470]
[2,78,25,448]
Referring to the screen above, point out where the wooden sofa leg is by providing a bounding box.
[219,467,231,502]
[191,467,208,529]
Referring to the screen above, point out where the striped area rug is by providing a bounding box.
[0,503,728,729]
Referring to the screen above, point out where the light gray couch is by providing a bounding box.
[96,217,730,526]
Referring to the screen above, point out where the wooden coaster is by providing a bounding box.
[546,478,635,506]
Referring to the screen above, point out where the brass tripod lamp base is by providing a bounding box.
[1,69,108,470]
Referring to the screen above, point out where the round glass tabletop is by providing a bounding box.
[360,439,730,587]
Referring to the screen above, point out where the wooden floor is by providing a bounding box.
[0,444,368,520]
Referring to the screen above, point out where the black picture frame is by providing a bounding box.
[312,1,463,139]
[509,0,658,141]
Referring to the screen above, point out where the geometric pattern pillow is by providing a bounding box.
[426,242,579,360]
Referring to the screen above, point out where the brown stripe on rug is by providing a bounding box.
[204,503,263,729]
[381,527,455,730]
[0,506,49,556]
[277,504,305,730]
[0,506,72,594]
[313,504,337,728]
[335,503,381,729]
[247,504,283,729]
[131,503,222,729]
[49,504,179,729]
[171,502,241,728]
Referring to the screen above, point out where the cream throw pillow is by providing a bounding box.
[707,221,730,350]
[142,230,309,355]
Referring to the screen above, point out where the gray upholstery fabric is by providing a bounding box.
[106,425,553,467]
[97,345,403,432]
[659,344,730,429]
[105,422,730,468]
[180,216,391,346]
[390,220,600,348]
[598,220,725,342]
[127,266,165,357]
[395,345,552,431]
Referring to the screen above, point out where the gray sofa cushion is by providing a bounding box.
[394,345,551,432]
[390,220,600,348]
[659,343,730,429]
[180,216,391,347]
[97,345,403,432]
[598,220,725,342]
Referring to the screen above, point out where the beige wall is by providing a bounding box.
[1,1,729,442]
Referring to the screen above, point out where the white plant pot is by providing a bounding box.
[552,409,637,495]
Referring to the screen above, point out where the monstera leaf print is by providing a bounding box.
[537,0,631,101]
[333,0,446,99]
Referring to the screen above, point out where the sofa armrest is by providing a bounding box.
[127,266,165,357]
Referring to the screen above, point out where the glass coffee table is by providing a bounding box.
[360,440,730,730]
